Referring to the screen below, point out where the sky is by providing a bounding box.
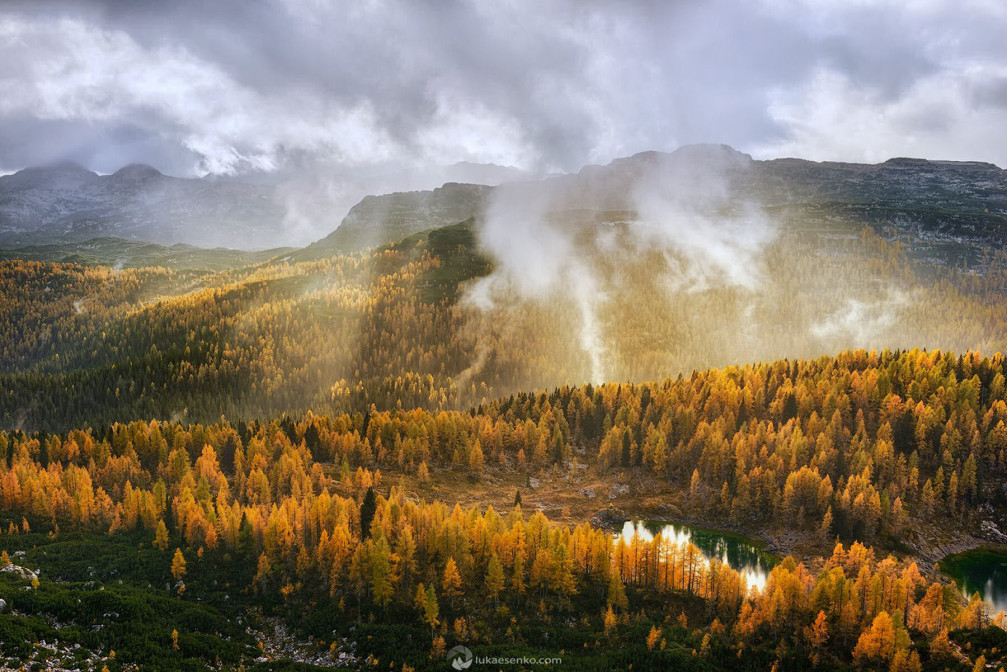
[2,0,1007,181]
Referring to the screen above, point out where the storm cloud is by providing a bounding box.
[1,0,1006,234]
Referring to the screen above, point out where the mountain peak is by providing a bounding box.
[110,164,165,185]
[112,164,163,178]
[18,160,96,177]
[47,160,93,173]
[4,161,99,190]
[881,157,932,168]
[669,143,753,163]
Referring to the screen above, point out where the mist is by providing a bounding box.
[455,147,993,394]
[466,146,777,384]
[275,160,534,249]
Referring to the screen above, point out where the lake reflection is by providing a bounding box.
[615,520,777,592]
[941,549,1007,615]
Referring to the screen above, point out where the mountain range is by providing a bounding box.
[301,144,1007,269]
[0,162,285,250]
[2,146,1006,268]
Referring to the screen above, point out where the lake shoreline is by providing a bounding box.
[938,544,1007,614]
[590,502,1007,582]
[613,518,779,591]
[591,503,806,561]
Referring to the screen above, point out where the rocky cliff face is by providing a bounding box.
[751,154,1007,266]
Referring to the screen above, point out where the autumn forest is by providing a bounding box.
[2,185,1007,672]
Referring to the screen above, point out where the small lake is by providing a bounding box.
[941,548,1007,615]
[615,520,778,591]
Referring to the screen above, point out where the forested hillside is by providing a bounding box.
[3,215,1007,434]
[3,350,1007,670]
[4,201,1007,671]
[5,0,1007,669]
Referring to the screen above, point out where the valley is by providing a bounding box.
[6,1,1007,669]
[4,148,1007,671]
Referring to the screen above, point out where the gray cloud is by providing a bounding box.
[1,0,1006,240]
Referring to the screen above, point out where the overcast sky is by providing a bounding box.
[2,0,1007,179]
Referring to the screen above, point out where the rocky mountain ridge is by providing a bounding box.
[307,144,1007,266]
[0,162,285,250]
[4,147,1006,264]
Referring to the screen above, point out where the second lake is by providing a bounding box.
[615,520,778,592]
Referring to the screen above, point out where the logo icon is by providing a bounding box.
[447,645,474,670]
